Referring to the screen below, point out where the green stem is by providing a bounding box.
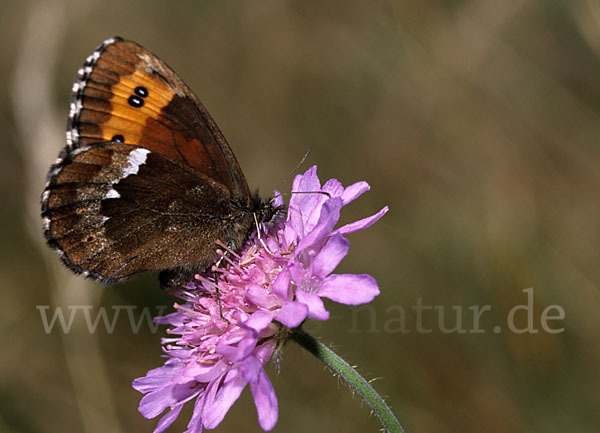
[289,327,404,433]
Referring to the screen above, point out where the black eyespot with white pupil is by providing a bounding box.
[134,86,148,97]
[111,134,124,143]
[128,95,144,108]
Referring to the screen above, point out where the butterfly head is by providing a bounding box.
[252,193,287,229]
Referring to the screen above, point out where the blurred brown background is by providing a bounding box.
[2,0,600,432]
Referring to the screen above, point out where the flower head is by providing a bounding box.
[133,166,388,432]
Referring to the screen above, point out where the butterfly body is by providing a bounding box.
[42,37,277,288]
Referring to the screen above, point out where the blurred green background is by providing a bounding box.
[2,0,600,432]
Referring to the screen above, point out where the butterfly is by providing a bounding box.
[41,37,280,289]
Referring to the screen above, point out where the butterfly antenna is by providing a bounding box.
[271,150,311,203]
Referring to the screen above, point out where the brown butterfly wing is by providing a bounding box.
[42,37,257,284]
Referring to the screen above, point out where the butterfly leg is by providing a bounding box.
[253,213,274,255]
[213,250,231,323]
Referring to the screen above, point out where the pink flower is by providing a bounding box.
[133,166,388,432]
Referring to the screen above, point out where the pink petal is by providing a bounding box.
[296,198,342,253]
[287,262,305,286]
[334,206,388,235]
[290,167,322,220]
[184,392,206,433]
[312,233,349,278]
[132,360,183,393]
[292,165,320,194]
[132,376,164,394]
[286,205,304,239]
[154,311,185,326]
[341,181,370,205]
[247,283,282,309]
[254,340,277,364]
[186,360,229,383]
[292,167,342,232]
[271,269,290,298]
[295,290,330,320]
[250,369,278,431]
[139,383,198,419]
[202,369,247,429]
[244,311,275,333]
[217,312,274,361]
[322,178,344,198]
[138,388,173,419]
[304,192,333,233]
[275,300,308,327]
[240,355,262,383]
[154,404,183,433]
[217,331,257,362]
[319,274,380,305]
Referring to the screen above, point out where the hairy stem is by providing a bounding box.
[290,327,404,433]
